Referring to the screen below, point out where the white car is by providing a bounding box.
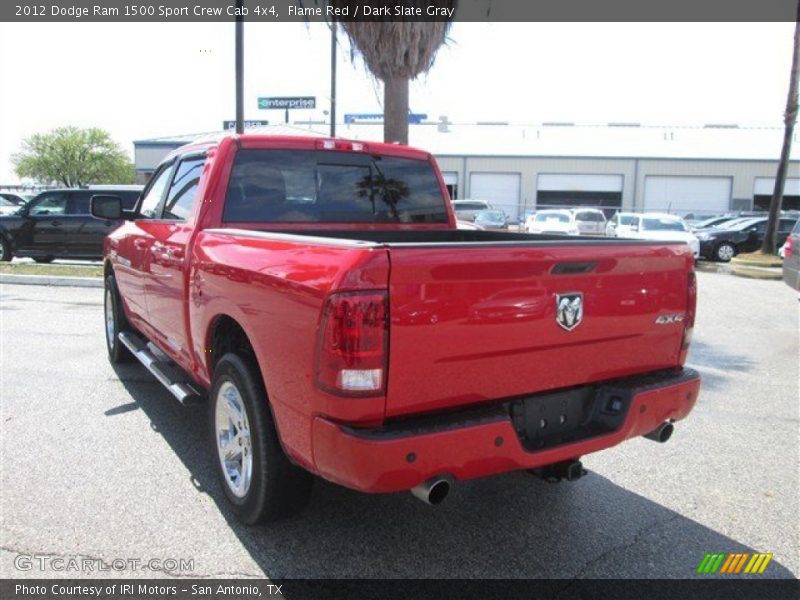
[608,212,700,258]
[571,208,607,236]
[525,209,579,235]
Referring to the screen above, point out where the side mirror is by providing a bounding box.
[90,195,123,220]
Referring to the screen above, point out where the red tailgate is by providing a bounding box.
[385,242,693,418]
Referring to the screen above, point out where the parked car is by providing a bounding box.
[456,220,483,230]
[690,215,740,231]
[474,209,508,230]
[607,213,699,259]
[452,199,493,222]
[571,208,607,236]
[0,187,142,262]
[0,192,31,215]
[696,216,797,262]
[606,212,639,237]
[96,134,700,524]
[525,209,579,235]
[782,218,800,290]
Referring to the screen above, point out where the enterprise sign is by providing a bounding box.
[258,97,316,110]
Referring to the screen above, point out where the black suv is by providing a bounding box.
[0,187,141,262]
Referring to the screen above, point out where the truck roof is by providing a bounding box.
[167,134,432,163]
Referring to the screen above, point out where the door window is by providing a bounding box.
[163,157,204,221]
[138,164,175,218]
[66,193,92,215]
[29,193,68,216]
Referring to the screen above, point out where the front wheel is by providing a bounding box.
[715,242,736,262]
[33,256,54,263]
[0,237,11,262]
[104,275,134,363]
[210,353,312,524]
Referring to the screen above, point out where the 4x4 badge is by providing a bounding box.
[555,293,583,331]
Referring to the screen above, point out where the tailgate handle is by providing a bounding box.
[551,262,597,275]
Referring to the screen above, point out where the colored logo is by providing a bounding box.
[696,552,773,574]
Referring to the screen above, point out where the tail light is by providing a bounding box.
[316,139,367,152]
[785,236,794,259]
[315,291,388,396]
[682,271,697,350]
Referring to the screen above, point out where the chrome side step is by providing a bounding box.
[118,331,205,405]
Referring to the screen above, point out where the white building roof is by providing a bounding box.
[135,122,799,162]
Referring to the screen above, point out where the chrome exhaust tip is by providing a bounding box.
[644,421,674,443]
[410,477,451,505]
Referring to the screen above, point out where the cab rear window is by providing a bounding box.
[224,149,448,224]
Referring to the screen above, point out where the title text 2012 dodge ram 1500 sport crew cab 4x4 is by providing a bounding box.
[93,134,700,523]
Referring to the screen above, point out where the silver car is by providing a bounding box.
[782,218,800,290]
[571,208,607,236]
[452,199,493,222]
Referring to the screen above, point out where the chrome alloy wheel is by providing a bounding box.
[215,381,253,498]
[105,289,115,350]
[717,244,735,261]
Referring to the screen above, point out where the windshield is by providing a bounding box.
[641,217,688,232]
[224,149,448,224]
[0,197,15,208]
[535,212,570,224]
[476,211,504,221]
[618,215,637,226]
[725,218,763,231]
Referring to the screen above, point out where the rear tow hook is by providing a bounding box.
[529,459,587,483]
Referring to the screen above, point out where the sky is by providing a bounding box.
[0,21,796,183]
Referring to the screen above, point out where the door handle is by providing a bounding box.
[50,220,62,226]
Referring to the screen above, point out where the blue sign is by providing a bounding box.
[344,113,428,124]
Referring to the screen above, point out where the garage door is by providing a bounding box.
[469,173,521,221]
[442,171,459,200]
[644,176,732,216]
[537,174,624,216]
[753,177,800,211]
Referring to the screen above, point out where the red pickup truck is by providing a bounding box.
[92,134,700,523]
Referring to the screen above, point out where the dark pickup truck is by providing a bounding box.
[94,134,700,523]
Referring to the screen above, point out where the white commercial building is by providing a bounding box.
[134,121,800,221]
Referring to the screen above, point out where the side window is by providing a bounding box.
[752,221,768,233]
[29,192,68,216]
[138,163,175,218]
[66,192,91,215]
[779,219,795,232]
[163,157,204,221]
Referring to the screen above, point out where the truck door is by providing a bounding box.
[143,156,205,369]
[17,191,70,257]
[114,162,175,325]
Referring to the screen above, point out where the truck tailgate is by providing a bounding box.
[385,242,692,418]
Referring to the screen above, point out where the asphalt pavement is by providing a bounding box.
[0,272,797,579]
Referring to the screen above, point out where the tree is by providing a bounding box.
[12,126,134,187]
[332,1,454,144]
[761,6,799,255]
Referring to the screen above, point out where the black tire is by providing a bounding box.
[104,275,134,363]
[0,237,11,262]
[209,353,312,524]
[33,256,54,264]
[715,242,736,263]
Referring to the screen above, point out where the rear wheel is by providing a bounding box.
[0,237,11,262]
[104,275,134,363]
[210,353,312,524]
[715,242,736,262]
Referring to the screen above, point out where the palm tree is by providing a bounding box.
[761,6,799,255]
[333,1,454,144]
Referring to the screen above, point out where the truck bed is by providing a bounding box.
[201,228,694,419]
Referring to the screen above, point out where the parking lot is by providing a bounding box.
[0,271,797,579]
